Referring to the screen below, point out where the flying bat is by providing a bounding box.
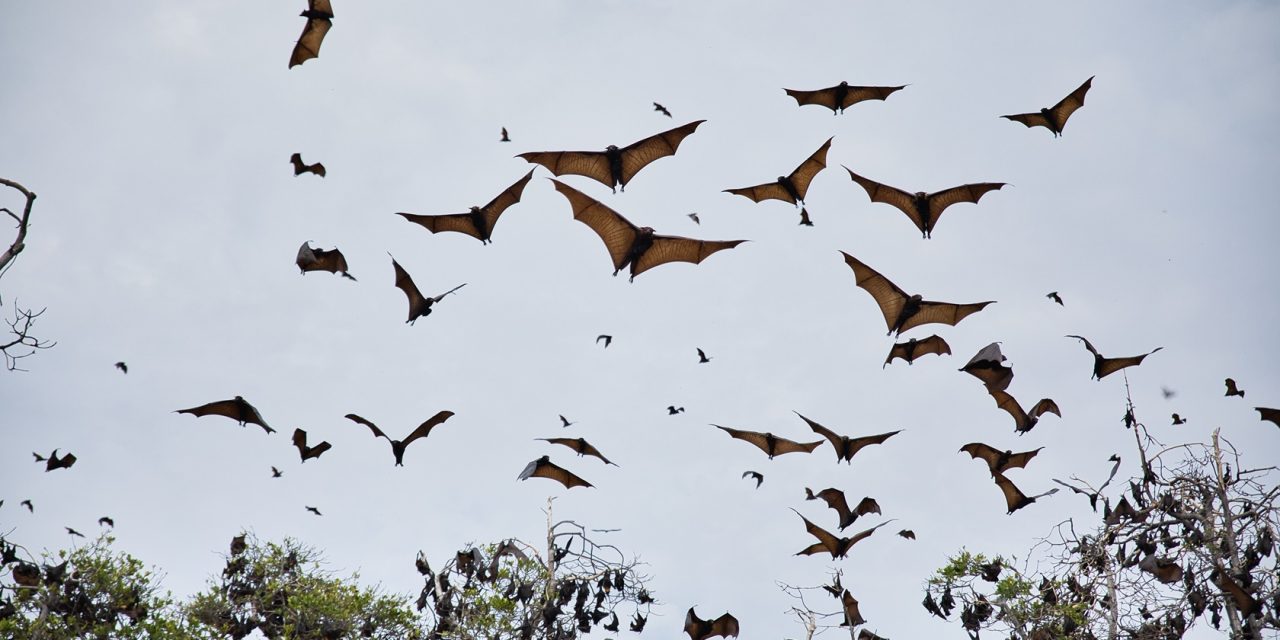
[697,348,711,363]
[296,241,355,280]
[288,0,333,69]
[684,607,739,640]
[1257,407,1280,428]
[98,517,114,527]
[1225,378,1245,397]
[114,361,128,374]
[66,527,85,538]
[1002,76,1094,137]
[839,590,866,626]
[841,252,994,336]
[1066,335,1163,380]
[990,471,1058,514]
[792,509,891,558]
[390,256,466,324]
[500,127,510,142]
[799,207,813,226]
[858,631,889,640]
[551,179,745,281]
[559,414,574,428]
[596,334,612,348]
[1172,413,1186,425]
[960,443,1043,475]
[653,102,672,117]
[724,137,831,207]
[395,169,535,244]
[519,120,705,192]
[805,487,880,530]
[176,396,275,433]
[990,390,1061,435]
[846,167,1005,238]
[712,424,823,459]
[517,455,593,489]
[34,449,77,472]
[688,212,700,224]
[537,437,616,465]
[960,342,1014,392]
[784,81,905,115]
[271,466,283,478]
[344,410,455,466]
[289,152,326,177]
[305,506,322,516]
[1047,291,1064,306]
[667,406,685,415]
[292,428,332,462]
[742,471,764,488]
[794,411,900,464]
[20,500,33,512]
[898,529,916,539]
[884,334,951,368]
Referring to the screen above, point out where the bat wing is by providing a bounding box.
[960,442,1004,471]
[396,212,485,241]
[1257,407,1280,427]
[479,169,536,235]
[889,334,952,365]
[401,410,456,447]
[846,430,902,458]
[577,440,615,465]
[840,85,907,108]
[853,497,881,517]
[712,424,771,456]
[1001,111,1051,130]
[812,489,853,524]
[290,153,306,174]
[786,137,833,201]
[1066,335,1101,358]
[792,509,841,555]
[844,520,890,549]
[839,252,909,333]
[709,614,740,638]
[772,437,825,456]
[1096,348,1163,379]
[177,399,241,421]
[617,120,705,188]
[630,235,746,278]
[793,411,841,449]
[795,541,831,557]
[723,182,795,204]
[309,247,351,276]
[518,151,612,190]
[521,458,593,489]
[926,182,1006,225]
[390,257,428,321]
[1003,448,1043,471]
[1048,76,1094,131]
[1029,398,1061,419]
[550,179,639,272]
[289,3,333,69]
[900,300,994,334]
[989,390,1031,431]
[841,590,866,626]
[344,413,388,440]
[846,168,922,233]
[785,87,840,112]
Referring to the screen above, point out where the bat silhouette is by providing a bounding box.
[799,207,813,226]
[289,152,326,177]
[551,179,745,281]
[742,471,763,488]
[667,406,685,415]
[292,428,332,462]
[98,517,114,527]
[1257,407,1279,427]
[230,535,247,556]
[990,390,1060,435]
[697,348,711,363]
[1172,413,1186,425]
[1225,378,1245,397]
[725,137,831,207]
[344,410,455,466]
[1066,335,1163,380]
[537,437,616,465]
[839,590,866,626]
[296,241,355,280]
[858,631,888,640]
[684,607,739,640]
[784,81,905,115]
[653,102,672,117]
[712,424,823,459]
[1047,291,1064,306]
[271,466,283,478]
[517,455,593,489]
[846,167,1005,238]
[602,612,619,632]
[34,449,77,472]
[794,412,900,464]
[289,0,333,69]
[991,471,1058,514]
[883,334,951,367]
[804,487,880,530]
[960,342,1014,392]
[960,443,1043,474]
[792,509,891,558]
[687,212,700,224]
[898,529,916,539]
[390,256,466,324]
[559,414,574,428]
[596,334,612,347]
[630,613,647,632]
[177,396,275,433]
[305,506,322,516]
[842,252,994,336]
[1002,76,1094,137]
[395,169,535,244]
[21,500,33,512]
[500,127,510,142]
[66,527,85,538]
[114,361,128,374]
[519,120,705,192]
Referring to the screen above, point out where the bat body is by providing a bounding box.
[289,0,333,69]
[177,396,274,433]
[798,207,813,226]
[1066,335,1162,380]
[884,334,951,367]
[551,179,745,281]
[898,529,916,539]
[390,256,465,324]
[537,437,616,465]
[784,81,905,114]
[519,120,704,192]
[742,470,763,488]
[842,252,993,336]
[289,152,326,177]
[271,466,283,478]
[114,361,127,374]
[1002,77,1094,137]
[960,443,1043,474]
[1172,413,1186,425]
[296,241,355,280]
[684,608,739,640]
[1211,569,1261,617]
[653,102,672,117]
[558,414,574,428]
[1257,407,1280,427]
[36,449,77,472]
[792,509,890,558]
[725,138,831,207]
[846,168,1005,238]
[688,212,700,224]
[795,412,900,464]
[990,390,1060,434]
[805,487,880,530]
[991,471,1058,514]
[395,169,534,244]
[517,455,593,489]
[1225,378,1244,397]
[839,590,866,626]
[292,428,332,462]
[960,342,1013,392]
[344,410,455,466]
[712,424,823,459]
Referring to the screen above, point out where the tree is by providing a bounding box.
[0,177,53,371]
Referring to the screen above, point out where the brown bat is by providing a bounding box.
[537,437,616,465]
[1137,555,1183,584]
[1257,407,1280,428]
[288,0,333,69]
[842,252,994,336]
[846,167,1005,238]
[960,443,1043,474]
[34,449,77,472]
[519,120,704,192]
[1066,335,1163,380]
[839,590,866,626]
[684,607,739,640]
[884,334,951,367]
[1210,568,1261,617]
[990,390,1061,435]
[960,342,1014,393]
[1002,76,1094,137]
[794,411,900,464]
[724,137,831,207]
[742,470,764,488]
[395,169,535,244]
[712,424,823,459]
[784,81,905,115]
[176,396,275,433]
[1225,378,1245,397]
[390,256,466,324]
[296,241,355,280]
[792,509,891,558]
[292,428,332,462]
[344,411,455,466]
[289,152,326,177]
[551,179,745,281]
[1171,413,1186,425]
[653,102,672,117]
[500,127,510,142]
[805,487,880,530]
[517,455,593,489]
[991,471,1058,514]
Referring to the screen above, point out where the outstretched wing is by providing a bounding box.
[839,252,909,333]
[1002,448,1043,471]
[772,437,825,456]
[479,169,536,235]
[1258,407,1280,427]
[845,431,901,458]
[1029,398,1061,419]
[992,471,1030,513]
[792,509,841,556]
[810,488,853,525]
[395,211,485,240]
[550,179,639,272]
[1066,335,1101,358]
[708,613,740,639]
[846,168,922,232]
[618,120,705,187]
[723,181,795,204]
[289,1,333,69]
[927,182,1006,223]
[785,86,841,112]
[390,257,427,321]
[631,235,745,278]
[402,410,456,447]
[309,247,350,276]
[884,334,952,367]
[344,413,388,440]
[1096,348,1163,379]
[901,300,994,334]
[177,399,240,421]
[1047,77,1094,131]
[1000,111,1051,130]
[839,85,906,108]
[519,458,593,489]
[712,424,770,456]
[990,390,1031,431]
[786,137,832,201]
[794,411,841,450]
[518,151,612,189]
[961,442,1005,471]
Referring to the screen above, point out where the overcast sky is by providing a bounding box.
[2,1,1278,638]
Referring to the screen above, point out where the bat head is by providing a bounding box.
[605,144,619,152]
[839,80,849,86]
[908,294,923,304]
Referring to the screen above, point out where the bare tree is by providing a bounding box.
[0,177,52,371]
[778,569,856,639]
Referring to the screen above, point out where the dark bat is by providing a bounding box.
[798,207,813,226]
[288,0,333,69]
[1257,407,1280,428]
[697,348,711,363]
[35,449,77,472]
[804,487,880,530]
[883,334,951,368]
[1047,291,1064,305]
[792,509,891,558]
[559,414,574,428]
[794,411,900,464]
[839,590,866,627]
[653,102,672,117]
[1225,378,1245,397]
[390,256,466,324]
[517,455,593,489]
[991,471,1058,514]
[858,630,888,640]
[344,411,455,466]
[990,390,1061,435]
[289,152,326,177]
[724,137,831,207]
[712,424,823,459]
[230,535,247,556]
[1172,413,1186,425]
[395,169,534,244]
[846,167,1005,238]
[1162,386,1177,399]
[684,607,739,640]
[898,529,916,539]
[305,506,322,516]
[842,251,994,336]
[960,443,1043,474]
[1052,454,1122,512]
[176,396,275,433]
[784,81,905,114]
[500,127,510,142]
[1066,335,1163,380]
[296,241,355,280]
[688,212,700,224]
[66,527,85,538]
[603,612,619,632]
[630,613,647,632]
[114,361,128,374]
[1002,76,1094,137]
[519,120,704,192]
[537,437,616,466]
[667,405,685,415]
[742,470,763,488]
[271,466,283,478]
[596,334,612,347]
[20,500,33,512]
[292,428,332,462]
[552,179,745,281]
[960,342,1014,392]
[98,517,114,527]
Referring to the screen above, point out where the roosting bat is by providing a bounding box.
[289,153,326,177]
[1137,555,1183,584]
[805,487,880,530]
[960,342,1014,393]
[792,509,890,558]
[841,252,994,336]
[551,179,745,281]
[684,607,739,640]
[960,443,1043,474]
[990,471,1058,514]
[884,334,951,367]
[630,613,647,632]
[296,241,355,280]
[784,81,905,115]
[177,396,275,433]
[517,455,593,489]
[724,137,831,207]
[846,168,1005,238]
[292,428,332,462]
[794,412,900,464]
[858,631,888,640]
[653,102,672,117]
[990,390,1060,434]
[1066,335,1162,380]
[289,0,333,69]
[1002,76,1094,137]
[742,471,764,488]
[390,257,466,324]
[33,449,77,472]
[1225,378,1245,397]
[395,169,535,244]
[1257,407,1280,427]
[344,410,455,466]
[839,590,866,626]
[712,424,822,459]
[519,120,704,192]
[1211,568,1262,617]
[537,437,616,465]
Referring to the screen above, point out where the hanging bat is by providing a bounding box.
[742,471,763,488]
[517,455,593,489]
[34,449,77,472]
[344,410,455,466]
[1225,378,1245,397]
[960,443,1043,474]
[602,612,619,632]
[792,508,891,558]
[1053,454,1121,512]
[98,517,114,527]
[842,252,994,336]
[1066,335,1163,380]
[846,167,1005,238]
[305,506,323,516]
[1257,407,1279,428]
[519,120,704,192]
[1002,76,1094,137]
[711,424,823,459]
[960,342,1014,392]
[500,127,510,142]
[653,102,672,117]
[1047,291,1064,306]
[794,411,900,464]
[883,334,951,368]
[395,169,535,244]
[390,256,466,324]
[289,152,326,177]
[724,137,831,207]
[784,81,906,115]
[292,428,332,462]
[176,396,275,433]
[990,471,1058,514]
[697,348,711,363]
[66,527,85,538]
[596,334,612,347]
[804,487,880,530]
[839,590,866,626]
[296,241,355,280]
[798,207,813,226]
[537,437,616,465]
[684,607,739,640]
[288,0,333,69]
[630,613,647,632]
[990,390,1060,435]
[898,529,916,540]
[114,361,128,374]
[271,466,283,478]
[551,179,745,281]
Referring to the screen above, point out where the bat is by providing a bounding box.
[684,607,739,640]
[960,342,1013,392]
[990,390,1061,435]
[960,443,1043,474]
[858,631,888,640]
[711,424,823,459]
[979,562,1002,582]
[596,334,612,347]
[21,500,33,512]
[842,252,994,336]
[114,361,128,374]
[1172,413,1186,425]
[1225,378,1245,397]
[798,207,813,226]
[883,334,951,368]
[271,466,283,478]
[667,406,685,415]
[537,437,616,465]
[630,613,647,632]
[551,179,745,281]
[289,0,333,69]
[724,137,831,207]
[296,241,355,280]
[792,508,891,558]
[805,487,880,530]
[1066,335,1163,380]
[846,167,1005,239]
[839,590,866,627]
[500,127,510,142]
[517,455,593,489]
[1162,386,1177,399]
[794,411,900,464]
[289,152,326,177]
[390,256,466,324]
[1052,454,1122,512]
[653,102,672,117]
[230,535,247,556]
[559,414,574,428]
[345,410,456,466]
[991,470,1058,514]
[697,348,711,363]
[1001,77,1094,137]
[603,612,619,632]
[305,506,322,516]
[176,396,275,434]
[292,428,332,462]
[519,120,705,192]
[784,81,905,115]
[1211,568,1261,617]
[395,169,535,244]
[1047,291,1064,306]
[34,449,77,472]
[898,529,916,540]
[1257,407,1280,427]
[66,527,85,538]
[742,471,763,488]
[688,212,700,224]
[98,517,114,527]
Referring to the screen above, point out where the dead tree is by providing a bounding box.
[0,178,52,371]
